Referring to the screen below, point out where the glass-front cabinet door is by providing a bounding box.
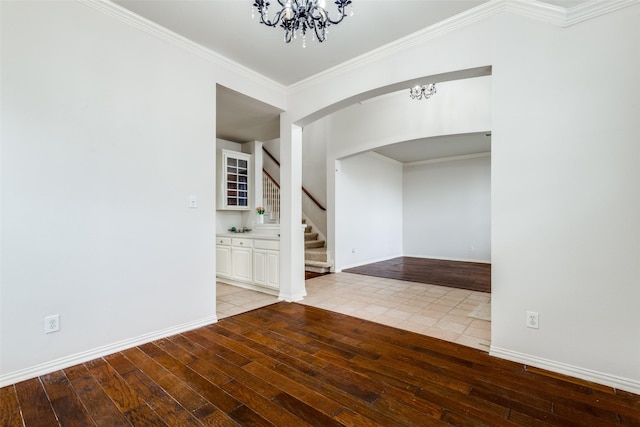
[217,149,251,210]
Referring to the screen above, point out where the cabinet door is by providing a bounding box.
[253,249,267,286]
[218,150,251,210]
[231,247,252,282]
[216,245,232,278]
[265,250,279,289]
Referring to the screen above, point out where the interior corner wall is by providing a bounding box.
[334,153,403,271]
[0,1,222,384]
[403,155,491,262]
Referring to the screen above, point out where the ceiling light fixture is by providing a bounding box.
[410,84,437,100]
[252,0,353,47]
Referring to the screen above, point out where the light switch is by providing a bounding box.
[189,194,198,208]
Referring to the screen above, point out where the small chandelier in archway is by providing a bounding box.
[252,0,353,47]
[410,83,437,100]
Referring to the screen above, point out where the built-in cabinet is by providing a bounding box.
[231,238,253,283]
[215,237,232,278]
[217,149,251,210]
[216,235,279,295]
[253,240,280,290]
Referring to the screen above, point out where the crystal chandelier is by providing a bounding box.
[252,0,353,47]
[410,84,437,100]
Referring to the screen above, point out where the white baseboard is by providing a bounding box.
[490,346,640,395]
[0,315,218,388]
[278,291,307,302]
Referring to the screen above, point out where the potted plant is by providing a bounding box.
[256,206,265,224]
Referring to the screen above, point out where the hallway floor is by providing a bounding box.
[217,272,491,351]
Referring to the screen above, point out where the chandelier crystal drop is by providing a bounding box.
[410,83,437,100]
[252,0,353,46]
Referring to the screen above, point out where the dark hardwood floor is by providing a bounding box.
[2,302,638,426]
[343,256,491,293]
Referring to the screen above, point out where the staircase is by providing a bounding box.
[261,148,332,273]
[303,219,332,273]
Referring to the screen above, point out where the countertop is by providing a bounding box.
[217,232,279,240]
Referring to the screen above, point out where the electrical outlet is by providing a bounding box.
[45,314,60,334]
[526,311,539,329]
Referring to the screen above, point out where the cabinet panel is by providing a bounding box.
[216,245,232,278]
[266,251,280,289]
[253,249,267,286]
[253,249,279,289]
[231,247,252,283]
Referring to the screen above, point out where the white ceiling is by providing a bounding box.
[373,132,491,163]
[112,0,584,155]
[113,0,490,86]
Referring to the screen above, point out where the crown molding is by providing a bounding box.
[565,0,640,27]
[289,0,639,92]
[289,0,505,93]
[505,0,567,26]
[78,0,286,97]
[404,152,491,168]
[78,0,639,95]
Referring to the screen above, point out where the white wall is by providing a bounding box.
[403,155,491,262]
[335,153,403,270]
[301,119,328,236]
[0,1,282,385]
[292,2,640,393]
[490,8,640,386]
[329,76,492,160]
[327,76,492,270]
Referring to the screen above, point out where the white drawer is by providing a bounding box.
[216,237,231,245]
[254,239,279,250]
[232,238,253,248]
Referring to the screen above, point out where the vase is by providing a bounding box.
[257,214,264,224]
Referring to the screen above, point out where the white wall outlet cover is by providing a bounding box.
[45,314,60,334]
[189,194,198,208]
[526,311,539,329]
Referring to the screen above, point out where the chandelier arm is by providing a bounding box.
[313,22,326,42]
[253,0,352,44]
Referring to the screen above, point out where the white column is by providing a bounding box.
[279,114,306,301]
[327,158,339,272]
[247,140,264,224]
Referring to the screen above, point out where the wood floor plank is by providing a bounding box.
[14,377,60,427]
[223,316,384,403]
[105,352,203,426]
[64,363,131,427]
[191,403,242,426]
[0,385,24,427]
[221,379,313,426]
[242,361,344,418]
[85,357,169,426]
[271,392,344,427]
[172,332,281,400]
[139,341,241,414]
[40,370,96,426]
[121,346,209,413]
[3,302,639,426]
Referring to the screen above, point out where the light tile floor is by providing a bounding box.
[216,272,491,351]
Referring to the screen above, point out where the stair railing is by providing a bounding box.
[262,169,280,222]
[262,147,326,212]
